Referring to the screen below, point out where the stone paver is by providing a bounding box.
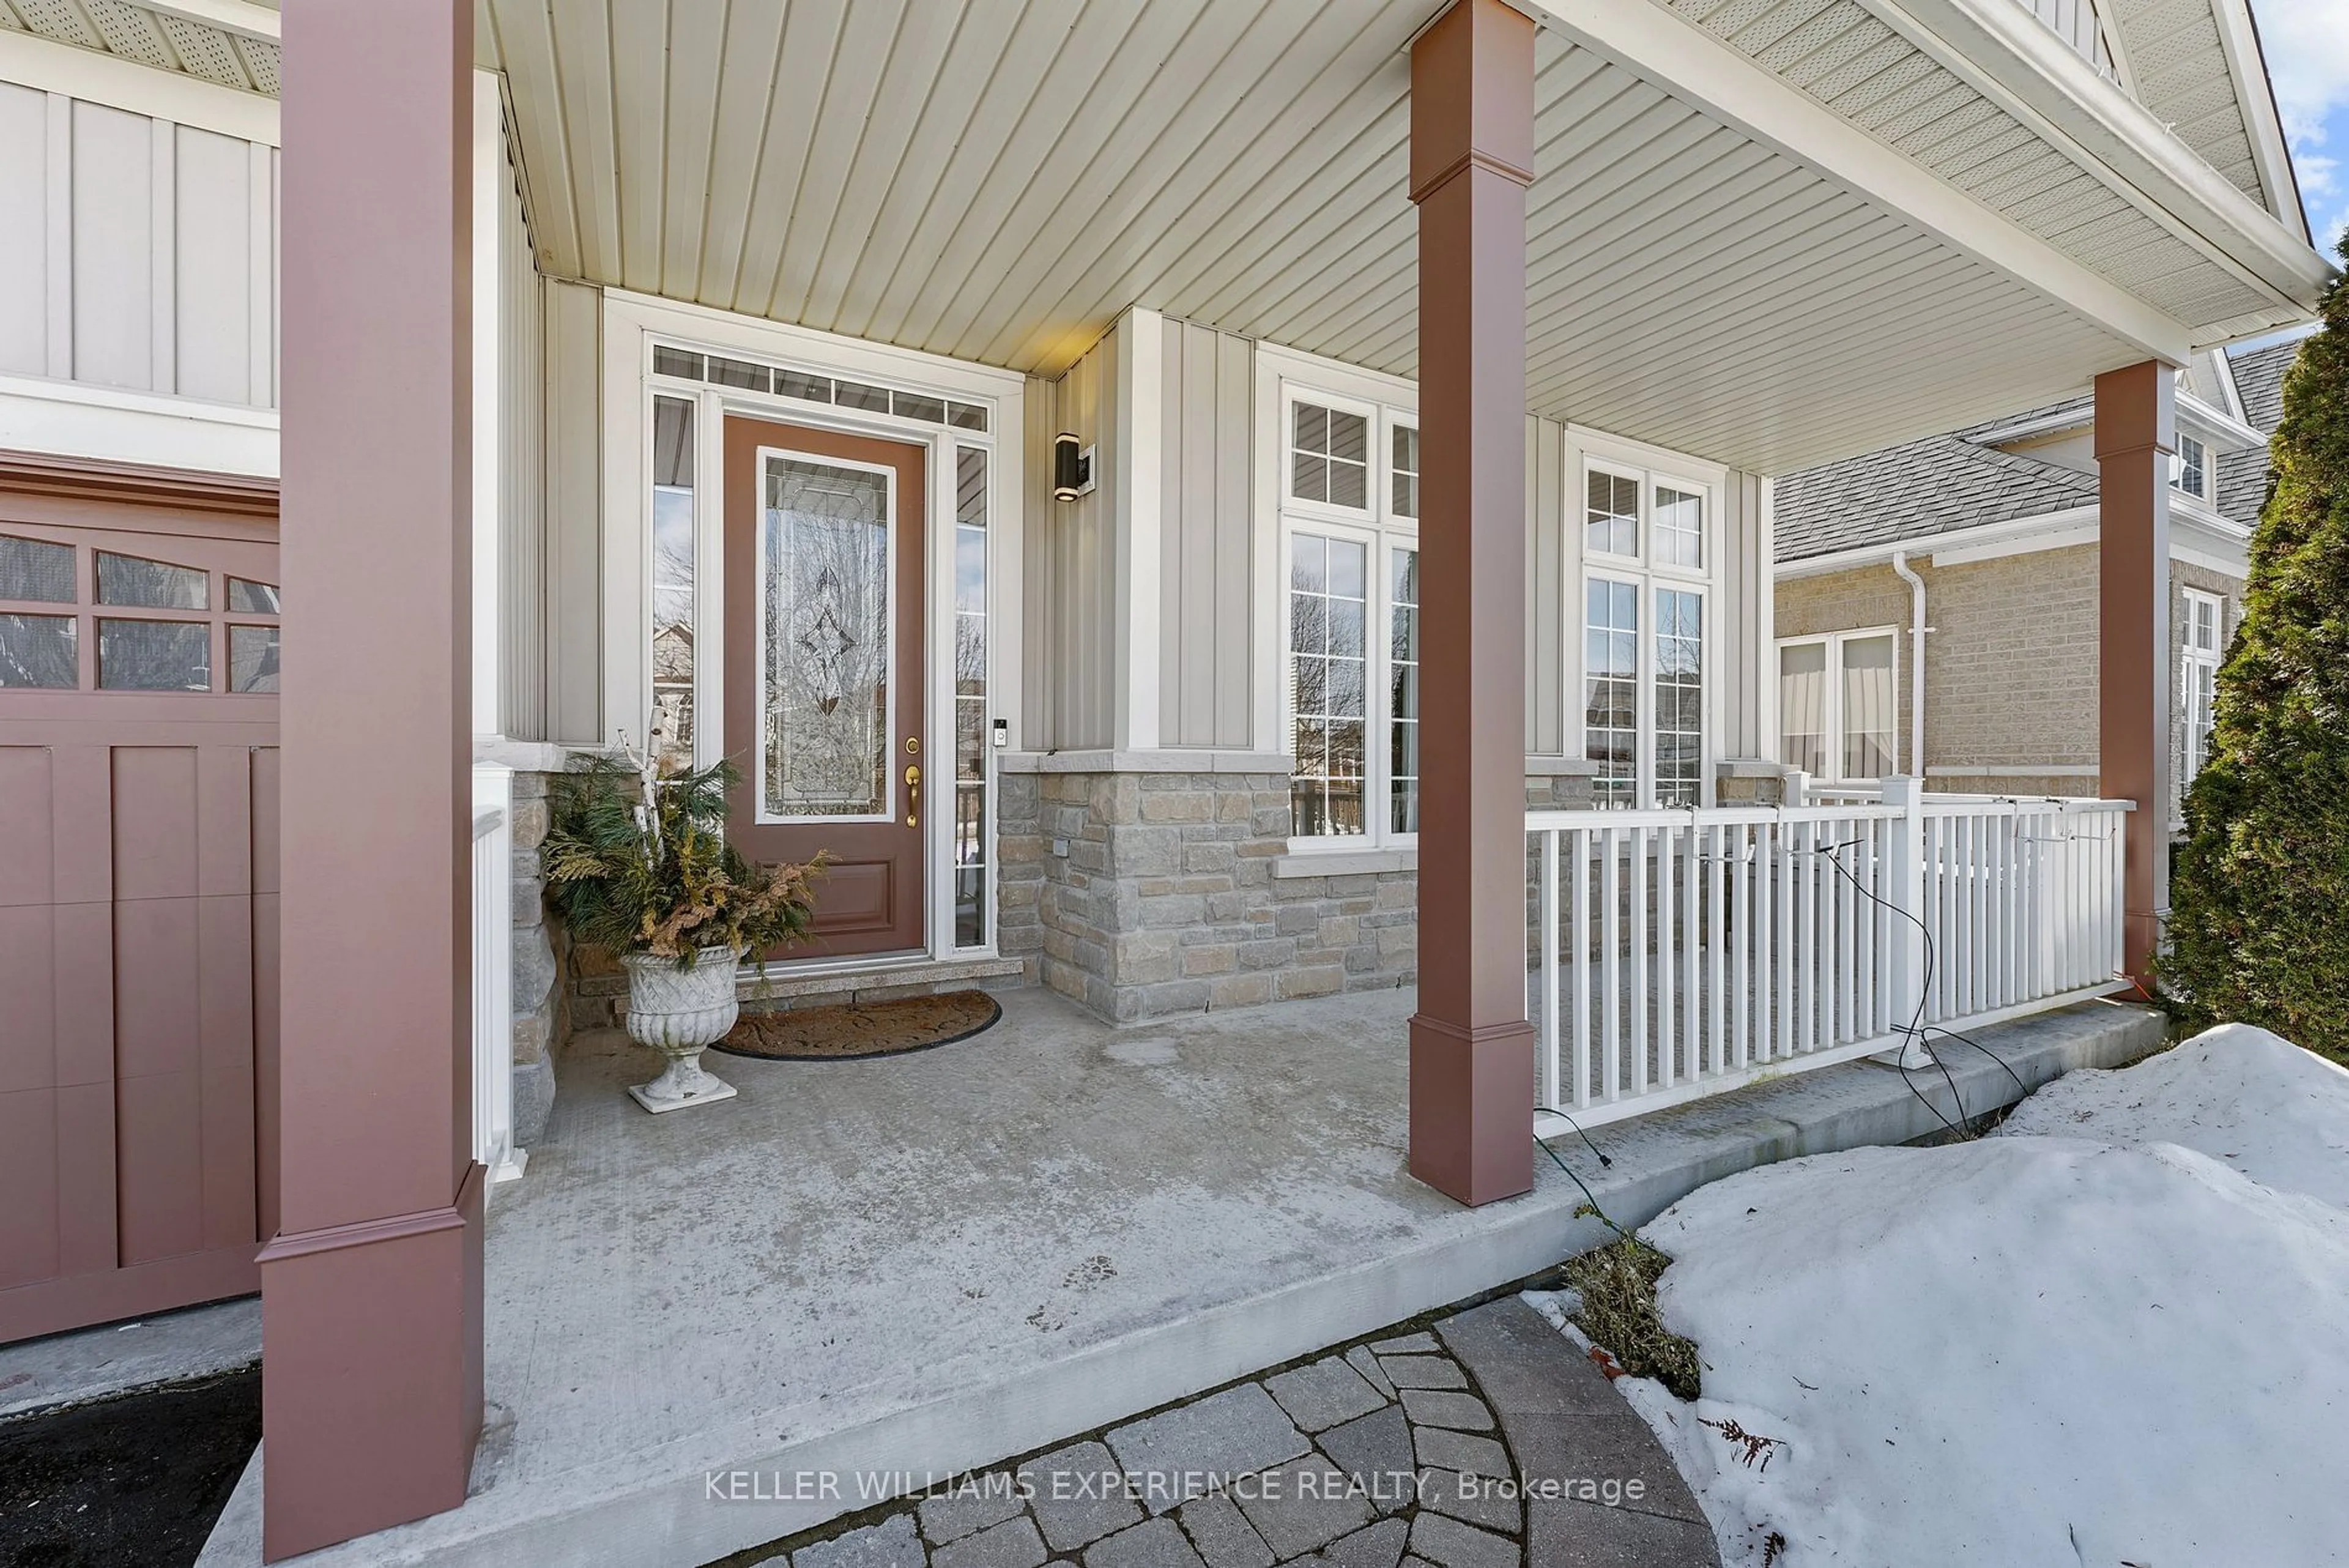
[1085,1515,1206,1568]
[794,1512,924,1568]
[1406,1514,1519,1568]
[755,1296,1715,1568]
[934,1515,1049,1568]
[1395,1392,1491,1433]
[1412,1429,1510,1482]
[1525,1498,1720,1567]
[1344,1347,1395,1399]
[1023,1441,1146,1552]
[923,1483,1032,1545]
[1233,1458,1376,1559]
[1107,1384,1310,1512]
[1413,1471,1518,1536]
[1176,1493,1275,1568]
[1317,1517,1409,1568]
[1312,1406,1416,1516]
[1375,1357,1464,1391]
[1264,1357,1384,1433]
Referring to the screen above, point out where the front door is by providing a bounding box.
[724,416,927,959]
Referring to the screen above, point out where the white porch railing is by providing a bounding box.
[1527,778,2131,1132]
[472,763,526,1187]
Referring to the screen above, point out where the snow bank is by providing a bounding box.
[1544,1027,2349,1566]
[1994,1023,2349,1208]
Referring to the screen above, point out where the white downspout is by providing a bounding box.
[1891,551,1927,779]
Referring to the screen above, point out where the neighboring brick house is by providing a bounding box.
[1773,338,2303,827]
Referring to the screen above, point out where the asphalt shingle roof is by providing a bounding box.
[2218,337,2302,528]
[1776,340,2313,562]
[1773,426,2096,563]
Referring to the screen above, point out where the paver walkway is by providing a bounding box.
[720,1297,1718,1568]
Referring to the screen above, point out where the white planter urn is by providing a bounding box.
[621,945,743,1113]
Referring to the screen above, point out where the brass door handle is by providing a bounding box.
[906,762,919,827]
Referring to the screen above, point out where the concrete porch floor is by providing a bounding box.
[204,983,2163,1568]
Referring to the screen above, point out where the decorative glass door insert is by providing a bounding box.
[758,455,894,822]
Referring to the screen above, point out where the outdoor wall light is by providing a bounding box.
[1053,432,1094,502]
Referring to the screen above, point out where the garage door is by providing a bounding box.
[0,471,279,1343]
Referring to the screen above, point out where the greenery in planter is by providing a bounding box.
[543,754,821,967]
[2164,243,2349,1059]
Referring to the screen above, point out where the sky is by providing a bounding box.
[2249,0,2349,256]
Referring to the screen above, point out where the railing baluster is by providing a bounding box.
[1708,822,1725,1076]
[1603,824,1621,1102]
[1539,827,1560,1113]
[1732,822,1751,1071]
[1573,825,1592,1109]
[1657,824,1675,1088]
[1631,825,1650,1095]
[1683,820,1701,1079]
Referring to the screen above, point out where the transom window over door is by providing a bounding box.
[1283,385,1419,845]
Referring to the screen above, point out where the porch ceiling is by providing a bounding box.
[478,0,2320,475]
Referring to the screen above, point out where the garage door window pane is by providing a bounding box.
[229,625,280,693]
[1,536,75,603]
[0,613,77,687]
[228,578,281,614]
[97,552,208,609]
[99,619,210,691]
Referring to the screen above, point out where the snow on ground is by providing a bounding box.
[1543,1027,2349,1567]
[1994,1023,2349,1208]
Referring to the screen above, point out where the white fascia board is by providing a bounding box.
[1520,0,2196,366]
[1773,503,2099,578]
[138,0,280,44]
[1928,518,2101,565]
[0,28,276,145]
[1964,404,2092,445]
[1872,0,2328,316]
[2207,0,2309,245]
[2176,388,2263,452]
[0,373,278,475]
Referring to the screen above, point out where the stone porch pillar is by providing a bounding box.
[263,2,482,1558]
[1407,0,1537,1206]
[2094,361,2175,990]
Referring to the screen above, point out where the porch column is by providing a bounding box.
[1407,0,1537,1207]
[263,2,481,1559]
[2094,361,2175,990]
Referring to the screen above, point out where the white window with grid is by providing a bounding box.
[2172,434,2209,500]
[1282,384,1419,847]
[2181,589,2224,790]
[1576,455,1715,806]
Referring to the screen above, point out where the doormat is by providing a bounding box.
[710,989,1002,1061]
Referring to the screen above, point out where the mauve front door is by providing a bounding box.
[724,415,927,959]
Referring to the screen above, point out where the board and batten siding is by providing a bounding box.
[1157,319,1253,750]
[1715,470,1776,762]
[0,83,277,408]
[1022,323,1119,752]
[541,278,602,746]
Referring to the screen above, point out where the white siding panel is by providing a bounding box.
[174,124,253,404]
[1527,415,1567,757]
[70,98,155,392]
[0,83,48,375]
[542,277,602,745]
[0,87,278,414]
[1157,318,1254,749]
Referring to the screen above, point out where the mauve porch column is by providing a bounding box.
[2095,361,2176,990]
[262,2,481,1558]
[1407,0,1537,1207]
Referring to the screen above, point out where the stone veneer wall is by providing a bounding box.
[998,758,1597,1024]
[509,770,568,1145]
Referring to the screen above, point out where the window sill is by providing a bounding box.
[1271,847,1417,879]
